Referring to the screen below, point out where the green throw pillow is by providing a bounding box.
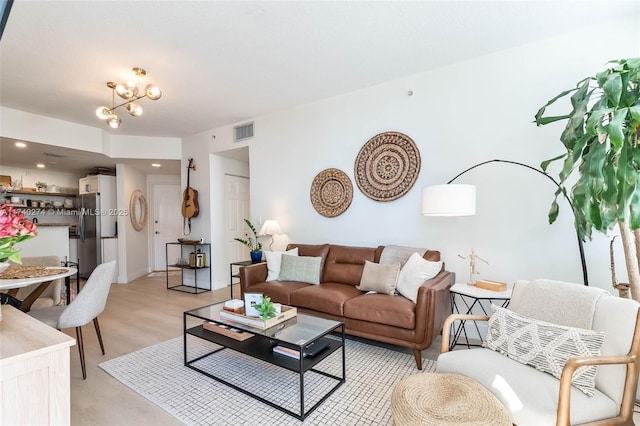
[278,254,321,285]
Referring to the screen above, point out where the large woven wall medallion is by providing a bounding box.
[310,168,353,218]
[354,131,421,201]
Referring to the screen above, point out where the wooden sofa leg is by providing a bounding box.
[413,349,423,370]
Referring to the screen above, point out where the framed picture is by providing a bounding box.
[243,292,263,317]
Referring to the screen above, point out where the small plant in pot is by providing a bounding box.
[252,295,278,320]
[234,218,263,263]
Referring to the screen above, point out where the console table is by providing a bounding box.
[229,260,265,299]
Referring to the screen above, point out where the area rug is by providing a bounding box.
[99,336,436,425]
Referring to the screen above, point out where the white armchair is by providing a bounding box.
[437,278,640,426]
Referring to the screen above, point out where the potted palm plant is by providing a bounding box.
[234,218,263,263]
[535,57,640,302]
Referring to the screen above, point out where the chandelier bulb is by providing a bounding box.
[125,81,139,97]
[145,84,162,100]
[115,83,128,99]
[126,102,143,117]
[95,106,110,120]
[106,113,121,129]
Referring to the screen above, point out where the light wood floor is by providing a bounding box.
[68,274,234,425]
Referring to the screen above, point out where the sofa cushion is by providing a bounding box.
[265,248,298,281]
[396,253,442,303]
[323,245,377,286]
[278,255,322,285]
[379,245,426,267]
[245,281,311,305]
[437,348,618,426]
[290,282,362,316]
[344,293,415,329]
[486,305,605,396]
[356,260,400,295]
[285,243,330,282]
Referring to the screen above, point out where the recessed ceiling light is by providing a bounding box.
[15,142,26,148]
[36,163,45,168]
[151,163,161,167]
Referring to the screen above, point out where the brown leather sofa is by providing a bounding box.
[239,243,455,369]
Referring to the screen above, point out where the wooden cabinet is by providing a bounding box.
[0,306,75,425]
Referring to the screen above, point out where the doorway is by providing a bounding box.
[151,183,182,271]
[225,174,250,268]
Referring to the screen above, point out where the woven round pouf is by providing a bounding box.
[391,373,511,426]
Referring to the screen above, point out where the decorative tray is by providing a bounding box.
[177,238,200,244]
[219,305,297,330]
[202,321,254,341]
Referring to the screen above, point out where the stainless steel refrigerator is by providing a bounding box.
[77,193,101,279]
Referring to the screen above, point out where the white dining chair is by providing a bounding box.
[29,261,116,379]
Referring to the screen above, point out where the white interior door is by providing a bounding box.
[225,175,250,268]
[152,183,183,271]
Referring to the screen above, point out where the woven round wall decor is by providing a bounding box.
[354,131,421,202]
[310,168,353,217]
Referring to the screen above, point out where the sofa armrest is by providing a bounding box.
[440,314,490,353]
[238,263,268,296]
[413,270,455,349]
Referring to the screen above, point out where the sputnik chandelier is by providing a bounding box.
[95,67,162,129]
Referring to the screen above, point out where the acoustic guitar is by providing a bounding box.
[181,158,199,221]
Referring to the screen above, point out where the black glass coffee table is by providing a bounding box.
[183,302,345,420]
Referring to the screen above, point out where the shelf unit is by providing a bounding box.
[166,242,211,294]
[2,190,78,209]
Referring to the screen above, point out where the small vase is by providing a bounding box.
[0,261,9,274]
[250,251,263,264]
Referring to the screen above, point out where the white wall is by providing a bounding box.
[116,163,150,282]
[191,15,640,293]
[0,165,82,191]
[0,107,182,159]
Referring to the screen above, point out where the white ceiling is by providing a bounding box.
[1,1,639,173]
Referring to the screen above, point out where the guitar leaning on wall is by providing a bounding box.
[181,158,199,234]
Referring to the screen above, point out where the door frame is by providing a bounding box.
[148,177,181,272]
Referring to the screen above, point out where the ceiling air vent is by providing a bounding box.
[234,122,254,142]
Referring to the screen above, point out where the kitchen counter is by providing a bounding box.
[36,223,75,227]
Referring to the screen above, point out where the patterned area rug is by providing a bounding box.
[99,336,436,425]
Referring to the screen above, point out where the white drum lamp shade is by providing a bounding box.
[421,184,476,216]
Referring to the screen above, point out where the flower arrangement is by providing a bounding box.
[234,218,262,253]
[0,205,37,264]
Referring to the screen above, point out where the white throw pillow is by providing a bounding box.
[485,305,605,396]
[396,252,442,303]
[264,248,299,281]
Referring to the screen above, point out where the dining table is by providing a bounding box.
[0,267,78,312]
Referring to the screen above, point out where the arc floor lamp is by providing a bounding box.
[421,159,588,286]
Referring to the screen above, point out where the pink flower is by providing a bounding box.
[0,205,37,263]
